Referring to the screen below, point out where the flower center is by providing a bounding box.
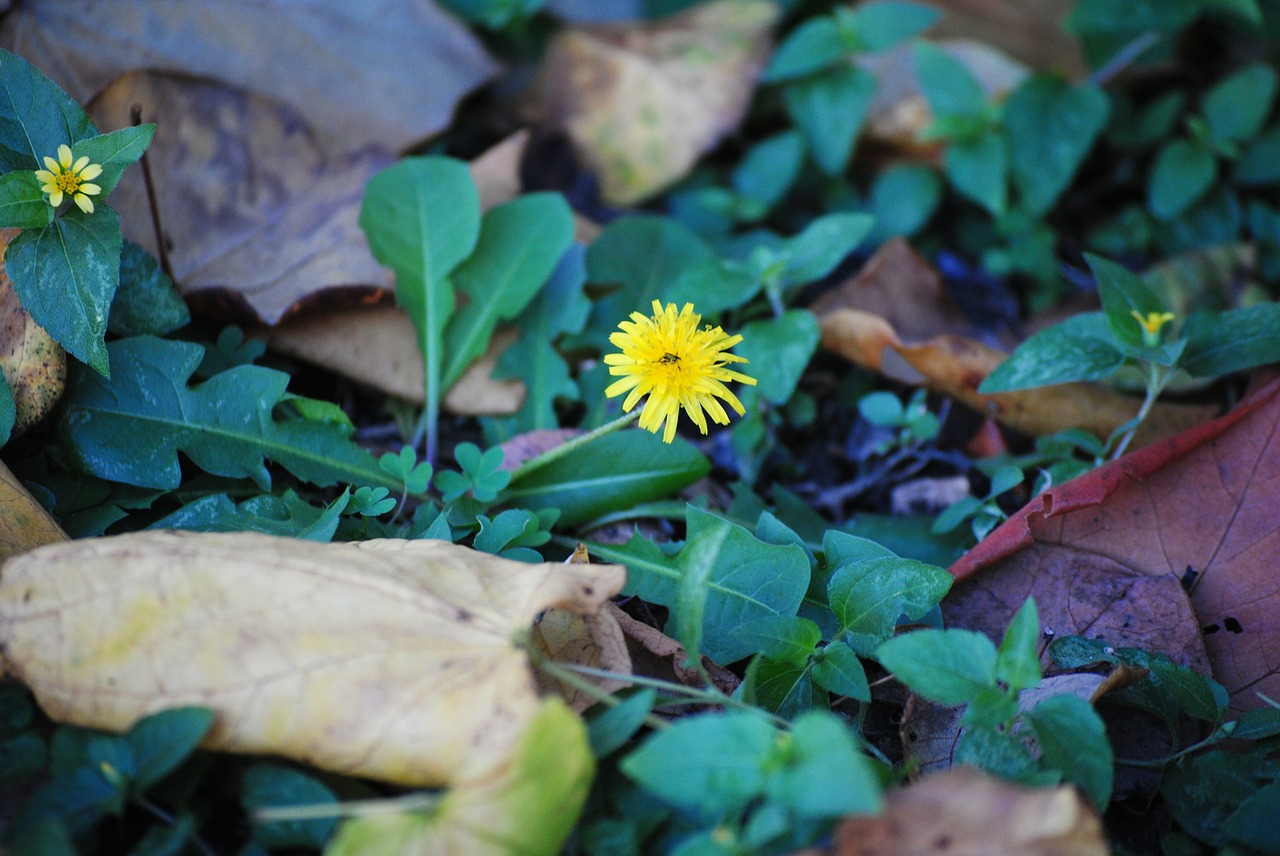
[55,171,83,194]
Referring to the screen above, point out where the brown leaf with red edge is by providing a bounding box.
[946,377,1280,711]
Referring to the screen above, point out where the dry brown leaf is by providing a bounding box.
[607,603,739,696]
[927,0,1087,78]
[88,72,393,326]
[0,459,67,563]
[814,767,1107,856]
[0,531,626,786]
[0,0,497,154]
[0,228,65,439]
[815,241,1217,446]
[946,377,1280,712]
[539,0,779,204]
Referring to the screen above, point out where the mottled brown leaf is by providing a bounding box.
[0,228,65,438]
[0,460,67,564]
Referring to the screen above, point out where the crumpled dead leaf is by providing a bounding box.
[809,767,1107,856]
[947,377,1280,712]
[88,72,394,326]
[0,0,497,154]
[0,459,67,563]
[538,0,779,204]
[0,531,626,786]
[608,603,739,696]
[815,239,1217,446]
[0,228,65,438]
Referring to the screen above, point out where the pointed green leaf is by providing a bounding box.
[1181,303,1280,377]
[1025,694,1113,811]
[946,134,1007,217]
[1005,76,1109,216]
[0,170,53,229]
[128,707,215,792]
[1148,139,1217,221]
[812,641,871,702]
[979,312,1125,392]
[828,557,952,641]
[1086,254,1167,348]
[785,66,876,176]
[996,598,1042,692]
[733,615,822,665]
[68,125,156,198]
[914,42,987,121]
[1204,63,1277,145]
[0,48,96,171]
[876,629,998,705]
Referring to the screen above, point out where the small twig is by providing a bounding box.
[1089,30,1161,87]
[131,105,175,284]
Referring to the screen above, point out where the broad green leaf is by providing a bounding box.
[1162,752,1272,846]
[503,430,708,527]
[828,557,953,642]
[494,245,591,431]
[785,66,876,176]
[1180,303,1280,377]
[812,641,871,702]
[744,656,821,719]
[1004,76,1109,217]
[1025,694,1113,811]
[1065,0,1198,35]
[1204,63,1277,145]
[243,764,338,850]
[995,598,1042,692]
[4,817,78,856]
[1147,657,1228,723]
[360,156,479,461]
[585,215,713,337]
[110,241,189,337]
[953,725,1037,780]
[675,518,720,664]
[1086,254,1167,348]
[763,17,845,82]
[0,373,13,447]
[979,312,1125,392]
[8,204,121,374]
[733,130,804,209]
[668,258,760,316]
[587,689,656,758]
[733,615,821,665]
[946,134,1007,217]
[1228,707,1280,740]
[1224,781,1280,849]
[766,711,881,816]
[59,336,400,493]
[443,193,574,386]
[620,711,776,813]
[869,164,941,240]
[821,530,896,567]
[1148,139,1217,221]
[0,48,97,171]
[876,629,997,705]
[733,310,820,404]
[69,125,156,198]
[128,707,215,792]
[1235,123,1280,185]
[150,492,346,542]
[913,42,987,122]
[782,213,874,287]
[589,506,810,664]
[0,170,52,229]
[842,2,940,53]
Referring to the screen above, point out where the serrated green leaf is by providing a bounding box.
[443,193,574,386]
[0,170,53,228]
[59,336,400,493]
[979,312,1125,392]
[829,557,953,641]
[588,506,809,664]
[733,615,821,664]
[877,629,998,705]
[620,711,776,813]
[504,430,708,527]
[1204,63,1277,145]
[785,66,876,176]
[733,310,820,404]
[8,204,121,374]
[1180,303,1280,377]
[0,48,97,171]
[812,641,871,702]
[996,598,1042,692]
[1025,694,1113,811]
[1004,76,1109,217]
[1149,139,1217,221]
[69,125,156,198]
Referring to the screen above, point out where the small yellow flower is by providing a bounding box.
[1130,309,1176,346]
[34,144,103,214]
[605,300,757,443]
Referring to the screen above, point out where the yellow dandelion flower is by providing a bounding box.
[1130,309,1176,346]
[605,300,757,443]
[34,144,103,214]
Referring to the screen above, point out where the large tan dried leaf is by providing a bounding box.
[946,378,1280,712]
[0,460,67,564]
[88,72,394,325]
[0,0,497,154]
[814,240,1216,446]
[539,0,779,204]
[0,531,626,786]
[812,767,1107,856]
[927,0,1086,78]
[0,228,65,438]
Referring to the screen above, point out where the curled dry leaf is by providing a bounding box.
[814,240,1216,446]
[89,72,394,325]
[812,766,1107,856]
[607,603,739,696]
[947,377,1280,712]
[0,0,497,154]
[0,531,626,786]
[0,459,67,563]
[0,228,65,438]
[539,0,779,204]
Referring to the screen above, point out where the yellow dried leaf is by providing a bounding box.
[0,459,68,563]
[0,227,66,439]
[0,531,626,787]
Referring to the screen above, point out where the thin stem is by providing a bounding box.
[136,795,217,856]
[530,654,670,732]
[254,792,442,824]
[1109,362,1169,460]
[509,410,641,482]
[1114,729,1228,769]
[131,105,175,285]
[1089,30,1161,87]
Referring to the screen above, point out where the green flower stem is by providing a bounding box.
[509,409,641,482]
[1108,361,1173,460]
